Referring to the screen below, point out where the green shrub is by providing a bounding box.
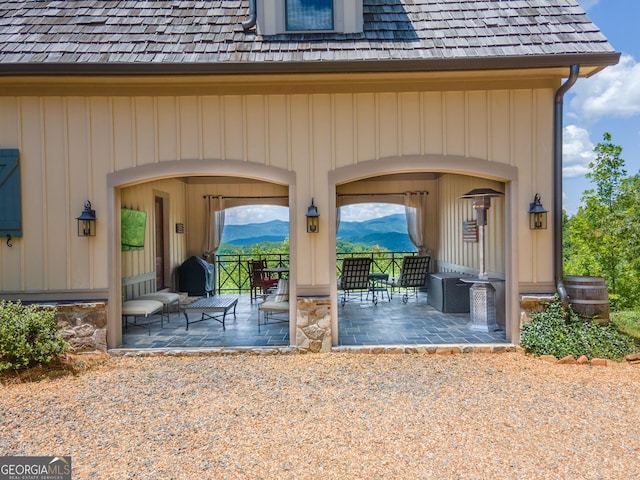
[0,300,69,371]
[520,297,638,361]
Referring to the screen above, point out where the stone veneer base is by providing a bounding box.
[109,344,518,357]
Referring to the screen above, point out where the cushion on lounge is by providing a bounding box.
[139,292,180,307]
[272,279,289,303]
[122,300,164,316]
[259,300,289,312]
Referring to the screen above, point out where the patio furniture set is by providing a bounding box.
[122,292,238,334]
[338,255,432,306]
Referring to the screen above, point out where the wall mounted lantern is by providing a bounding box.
[306,198,320,233]
[528,193,548,230]
[76,200,96,237]
[460,188,504,280]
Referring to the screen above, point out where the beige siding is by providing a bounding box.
[423,92,444,154]
[333,94,355,169]
[157,97,180,162]
[179,96,202,161]
[488,91,511,164]
[0,98,21,291]
[0,83,555,296]
[120,179,187,288]
[19,98,47,291]
[399,92,421,156]
[437,174,505,277]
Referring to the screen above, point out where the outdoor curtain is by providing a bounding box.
[404,192,428,256]
[203,196,225,262]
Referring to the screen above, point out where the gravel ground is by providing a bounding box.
[1,352,639,479]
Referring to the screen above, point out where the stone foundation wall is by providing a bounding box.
[519,294,555,326]
[54,302,108,352]
[296,297,331,353]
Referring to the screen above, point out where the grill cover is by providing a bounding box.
[177,256,214,297]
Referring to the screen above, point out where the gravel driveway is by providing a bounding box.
[1,352,639,479]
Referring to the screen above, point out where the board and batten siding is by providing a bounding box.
[0,84,554,298]
[437,174,505,277]
[120,178,187,288]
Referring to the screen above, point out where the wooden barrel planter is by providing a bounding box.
[563,276,610,324]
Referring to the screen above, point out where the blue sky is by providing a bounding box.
[563,0,640,213]
[226,0,639,224]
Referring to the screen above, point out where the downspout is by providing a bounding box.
[553,64,580,305]
[242,0,257,32]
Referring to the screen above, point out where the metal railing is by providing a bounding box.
[214,251,417,294]
[215,253,289,294]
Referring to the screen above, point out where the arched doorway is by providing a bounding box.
[106,159,296,349]
[328,155,519,346]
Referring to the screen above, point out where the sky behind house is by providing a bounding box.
[563,0,640,213]
[226,0,640,224]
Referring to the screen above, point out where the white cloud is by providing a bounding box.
[223,203,405,224]
[569,55,640,122]
[225,205,289,224]
[563,125,596,178]
[579,0,600,9]
[340,203,405,222]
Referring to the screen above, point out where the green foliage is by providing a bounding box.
[520,297,638,360]
[563,132,640,309]
[0,300,69,371]
[610,310,640,343]
[217,239,289,256]
[215,239,410,293]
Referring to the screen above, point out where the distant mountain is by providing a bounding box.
[221,214,416,252]
[221,220,289,245]
[338,213,407,236]
[338,214,415,251]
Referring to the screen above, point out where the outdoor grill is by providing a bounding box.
[176,256,215,297]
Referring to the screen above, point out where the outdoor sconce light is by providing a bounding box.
[76,200,96,237]
[529,193,548,230]
[306,198,320,233]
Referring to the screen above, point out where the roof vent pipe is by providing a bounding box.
[553,64,580,305]
[242,0,257,32]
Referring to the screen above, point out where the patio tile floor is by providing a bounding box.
[120,292,507,349]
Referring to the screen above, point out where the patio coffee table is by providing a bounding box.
[181,295,238,331]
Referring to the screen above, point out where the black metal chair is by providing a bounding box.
[386,256,431,303]
[338,257,372,306]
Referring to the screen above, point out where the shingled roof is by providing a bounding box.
[0,0,619,75]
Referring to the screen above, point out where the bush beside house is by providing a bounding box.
[0,300,69,371]
[520,297,638,361]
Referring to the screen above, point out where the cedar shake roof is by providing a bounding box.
[0,0,619,75]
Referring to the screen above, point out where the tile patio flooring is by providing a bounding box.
[119,292,507,349]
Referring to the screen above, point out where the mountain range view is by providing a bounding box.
[221,213,417,252]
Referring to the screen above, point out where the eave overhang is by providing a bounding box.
[0,52,621,77]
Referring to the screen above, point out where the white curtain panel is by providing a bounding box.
[404,192,428,256]
[203,196,225,261]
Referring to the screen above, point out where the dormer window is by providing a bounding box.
[286,0,334,31]
[257,0,362,35]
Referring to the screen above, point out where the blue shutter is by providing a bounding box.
[0,149,22,238]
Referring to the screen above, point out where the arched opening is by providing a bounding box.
[107,159,297,349]
[329,156,519,346]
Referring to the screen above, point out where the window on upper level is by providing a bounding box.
[257,0,362,36]
[286,0,334,31]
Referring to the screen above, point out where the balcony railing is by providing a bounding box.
[214,251,417,294]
